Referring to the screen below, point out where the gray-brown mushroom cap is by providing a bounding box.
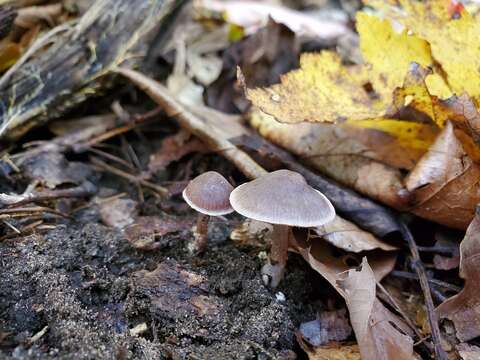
[229,169,335,227]
[183,171,234,216]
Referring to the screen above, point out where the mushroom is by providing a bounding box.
[183,171,234,254]
[229,169,335,287]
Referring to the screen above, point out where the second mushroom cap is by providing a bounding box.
[182,171,234,216]
[229,169,335,227]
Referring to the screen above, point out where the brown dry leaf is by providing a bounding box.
[298,309,352,347]
[297,337,361,360]
[98,197,138,229]
[313,215,398,253]
[290,236,417,359]
[15,3,63,28]
[148,130,206,173]
[290,232,397,287]
[436,208,480,341]
[405,122,480,229]
[123,216,192,250]
[20,151,92,189]
[337,258,418,360]
[250,109,408,210]
[133,259,224,318]
[433,254,460,271]
[230,219,272,246]
[457,343,480,360]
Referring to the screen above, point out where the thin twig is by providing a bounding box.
[376,281,423,340]
[0,182,97,207]
[400,222,448,360]
[114,67,268,180]
[90,156,168,196]
[391,270,461,293]
[0,206,68,219]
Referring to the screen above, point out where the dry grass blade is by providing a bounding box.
[90,157,168,197]
[114,67,267,180]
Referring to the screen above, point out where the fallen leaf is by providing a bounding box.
[20,151,92,189]
[365,0,480,100]
[148,130,206,173]
[356,12,448,101]
[405,122,480,229]
[313,215,398,253]
[195,0,351,40]
[98,197,138,228]
[15,3,63,28]
[297,337,361,360]
[133,259,224,318]
[298,309,352,347]
[337,258,418,360]
[247,51,383,124]
[123,216,192,250]
[290,235,396,287]
[437,207,480,341]
[207,19,300,113]
[433,254,460,271]
[457,343,480,360]
[250,109,409,210]
[230,219,272,246]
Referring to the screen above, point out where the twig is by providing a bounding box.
[391,270,461,293]
[114,67,268,180]
[0,181,97,207]
[90,156,168,196]
[376,281,423,341]
[0,206,68,219]
[400,222,448,360]
[417,245,458,255]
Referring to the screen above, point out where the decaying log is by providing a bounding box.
[0,0,184,140]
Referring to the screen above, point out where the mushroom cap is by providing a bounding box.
[229,169,335,227]
[183,171,234,216]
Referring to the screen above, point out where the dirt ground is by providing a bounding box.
[0,154,337,359]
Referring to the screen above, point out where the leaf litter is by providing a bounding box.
[0,0,478,359]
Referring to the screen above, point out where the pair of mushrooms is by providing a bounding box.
[183,169,335,287]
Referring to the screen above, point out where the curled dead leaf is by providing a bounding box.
[405,122,480,229]
[148,130,206,173]
[437,207,480,341]
[313,216,397,253]
[337,258,419,360]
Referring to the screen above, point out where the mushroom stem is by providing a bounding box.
[262,224,290,288]
[190,214,210,254]
[270,224,290,265]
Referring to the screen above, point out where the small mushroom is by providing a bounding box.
[229,169,335,287]
[183,171,234,254]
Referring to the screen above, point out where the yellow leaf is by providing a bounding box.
[246,51,387,124]
[357,12,449,99]
[366,0,480,100]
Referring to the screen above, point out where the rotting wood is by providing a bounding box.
[0,0,185,140]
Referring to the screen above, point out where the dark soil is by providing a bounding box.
[0,199,333,359]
